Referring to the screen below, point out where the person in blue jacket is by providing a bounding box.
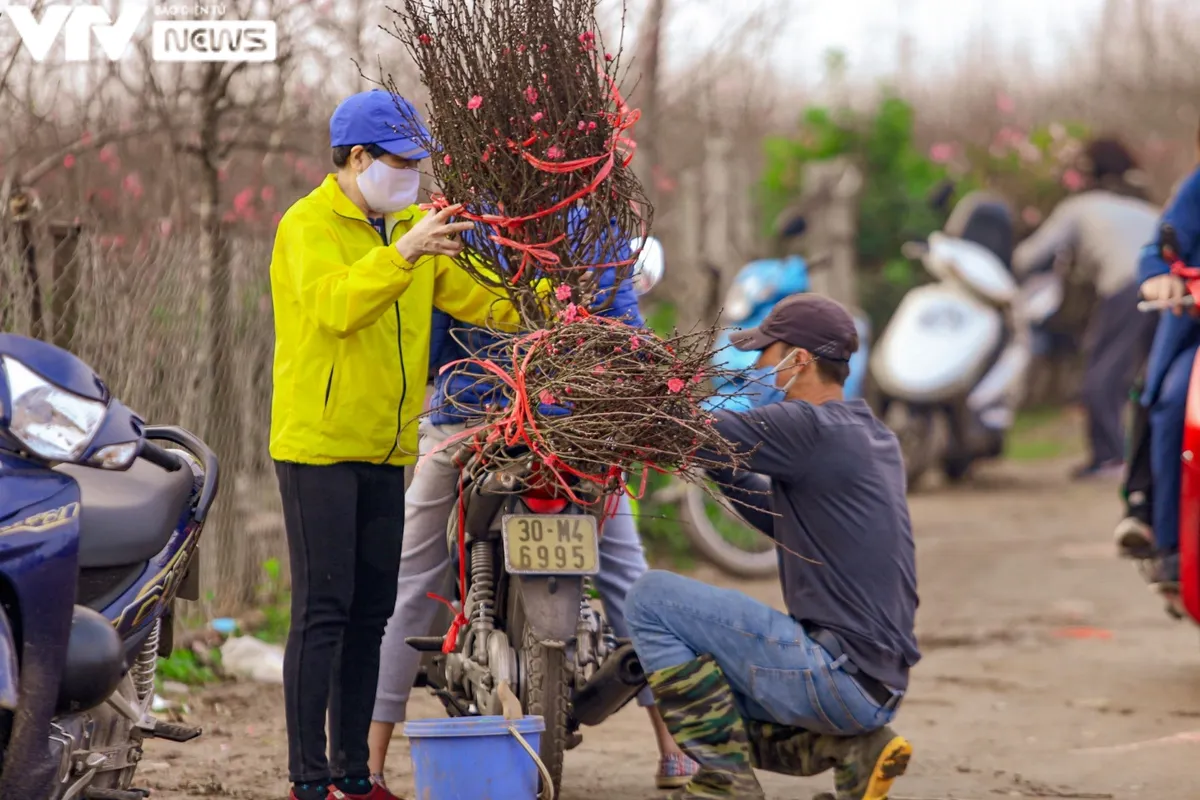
[1136,154,1200,592]
[367,213,700,791]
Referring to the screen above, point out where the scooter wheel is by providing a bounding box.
[942,456,972,483]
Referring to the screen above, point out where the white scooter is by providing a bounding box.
[869,193,1062,488]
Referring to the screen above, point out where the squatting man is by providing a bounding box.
[626,293,920,800]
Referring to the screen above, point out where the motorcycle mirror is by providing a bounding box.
[772,205,808,240]
[1161,223,1181,262]
[779,214,808,239]
[630,236,665,296]
[927,179,956,213]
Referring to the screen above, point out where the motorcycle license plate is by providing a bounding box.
[502,514,600,575]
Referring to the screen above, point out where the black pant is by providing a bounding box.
[1124,374,1154,525]
[275,461,406,784]
[1080,281,1158,464]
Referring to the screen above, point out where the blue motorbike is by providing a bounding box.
[0,334,218,799]
[680,254,872,576]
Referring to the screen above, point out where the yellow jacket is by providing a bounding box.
[269,175,518,466]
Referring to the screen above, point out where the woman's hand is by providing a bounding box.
[1141,274,1189,315]
[395,204,474,264]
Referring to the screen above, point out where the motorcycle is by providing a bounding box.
[868,192,1063,488]
[1135,225,1200,624]
[408,240,665,795]
[0,333,218,799]
[676,225,873,577]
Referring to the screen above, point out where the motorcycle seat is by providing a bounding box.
[56,458,194,569]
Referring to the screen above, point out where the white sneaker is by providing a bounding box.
[1113,516,1154,559]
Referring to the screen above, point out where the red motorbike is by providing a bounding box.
[1137,225,1200,622]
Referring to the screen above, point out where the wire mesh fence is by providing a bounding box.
[1,221,286,616]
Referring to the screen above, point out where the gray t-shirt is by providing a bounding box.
[707,398,920,689]
[1012,190,1159,298]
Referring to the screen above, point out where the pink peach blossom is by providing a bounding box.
[524,85,539,104]
[546,145,565,160]
[666,378,685,394]
[233,187,255,215]
[62,154,75,169]
[467,95,483,110]
[928,142,955,164]
[531,111,544,122]
[122,172,144,199]
[539,389,557,405]
[555,284,572,301]
[1061,168,1085,192]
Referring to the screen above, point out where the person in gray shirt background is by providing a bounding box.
[1013,137,1160,482]
[625,294,919,800]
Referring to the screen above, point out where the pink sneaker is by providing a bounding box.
[655,753,700,789]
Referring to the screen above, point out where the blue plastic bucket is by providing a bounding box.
[405,715,546,800]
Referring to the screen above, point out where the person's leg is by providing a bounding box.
[368,423,463,780]
[1149,343,1198,585]
[1076,287,1136,476]
[1116,304,1161,554]
[276,461,359,799]
[626,571,910,800]
[592,495,697,788]
[325,462,407,797]
[1116,372,1156,557]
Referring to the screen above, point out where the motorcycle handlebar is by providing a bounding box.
[142,425,221,524]
[140,441,181,471]
[1138,295,1196,313]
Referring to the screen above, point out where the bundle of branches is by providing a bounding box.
[387,0,648,324]
[436,315,753,505]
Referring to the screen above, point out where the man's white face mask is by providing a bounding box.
[357,157,420,213]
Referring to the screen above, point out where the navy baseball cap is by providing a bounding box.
[730,293,858,361]
[330,89,435,160]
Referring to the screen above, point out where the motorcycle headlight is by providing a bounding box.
[2,356,106,463]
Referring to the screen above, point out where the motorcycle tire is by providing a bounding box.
[941,456,973,483]
[886,403,935,491]
[515,595,570,796]
[680,482,778,578]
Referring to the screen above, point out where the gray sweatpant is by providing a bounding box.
[373,421,655,723]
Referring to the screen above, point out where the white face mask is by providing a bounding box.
[356,158,420,213]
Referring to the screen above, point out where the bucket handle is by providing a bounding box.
[508,724,556,800]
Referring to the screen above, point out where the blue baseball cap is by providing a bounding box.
[330,89,434,160]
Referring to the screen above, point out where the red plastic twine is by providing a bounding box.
[423,72,643,283]
[1169,260,1200,304]
[419,73,653,646]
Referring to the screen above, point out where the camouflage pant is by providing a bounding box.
[650,655,911,800]
[626,571,899,735]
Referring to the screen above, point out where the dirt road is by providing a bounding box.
[144,455,1200,800]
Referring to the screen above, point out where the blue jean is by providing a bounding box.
[626,571,899,736]
[1150,343,1199,553]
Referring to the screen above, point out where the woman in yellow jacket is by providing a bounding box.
[270,89,518,800]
